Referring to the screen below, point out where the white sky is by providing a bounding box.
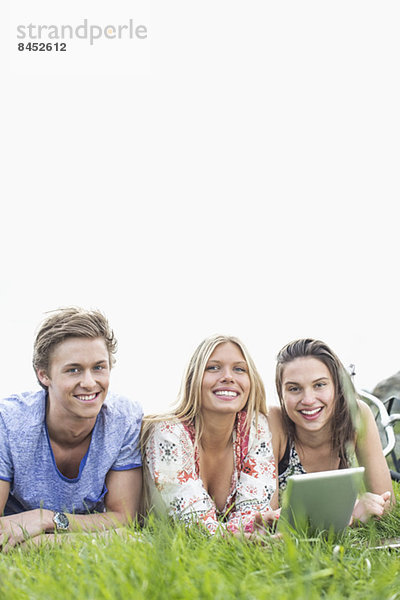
[2,1,399,415]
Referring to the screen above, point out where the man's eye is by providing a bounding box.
[67,368,80,374]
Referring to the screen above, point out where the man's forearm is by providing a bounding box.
[67,510,131,532]
[1,507,132,549]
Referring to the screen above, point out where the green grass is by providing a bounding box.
[1,484,400,600]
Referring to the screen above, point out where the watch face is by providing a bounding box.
[54,512,69,530]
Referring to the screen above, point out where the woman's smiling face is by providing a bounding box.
[281,356,336,435]
[201,342,251,417]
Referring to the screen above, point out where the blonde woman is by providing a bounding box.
[142,335,277,535]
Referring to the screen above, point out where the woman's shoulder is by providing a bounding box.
[250,411,269,436]
[266,405,287,460]
[354,398,375,430]
[245,410,281,447]
[354,397,380,441]
[356,398,373,416]
[149,417,193,443]
[267,405,285,431]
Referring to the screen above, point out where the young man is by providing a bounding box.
[0,307,143,551]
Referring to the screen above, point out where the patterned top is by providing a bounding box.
[145,411,276,535]
[278,440,354,492]
[278,439,306,491]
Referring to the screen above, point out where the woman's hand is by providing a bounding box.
[253,509,281,533]
[239,510,282,542]
[350,491,392,525]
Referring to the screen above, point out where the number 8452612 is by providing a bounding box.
[18,42,66,51]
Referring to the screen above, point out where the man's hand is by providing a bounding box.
[0,509,53,552]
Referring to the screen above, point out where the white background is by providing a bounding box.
[2,1,399,414]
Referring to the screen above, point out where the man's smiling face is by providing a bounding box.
[37,336,110,421]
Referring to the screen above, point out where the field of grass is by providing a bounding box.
[1,483,399,600]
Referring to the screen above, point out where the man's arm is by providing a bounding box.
[68,467,143,531]
[0,468,142,551]
[1,479,49,552]
[0,479,10,515]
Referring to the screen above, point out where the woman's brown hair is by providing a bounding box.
[275,338,358,468]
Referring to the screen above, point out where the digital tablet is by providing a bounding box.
[278,466,365,534]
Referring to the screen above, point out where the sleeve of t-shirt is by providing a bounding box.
[111,398,143,471]
[0,412,13,482]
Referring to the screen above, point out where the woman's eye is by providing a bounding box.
[315,382,326,388]
[234,367,246,373]
[288,386,299,392]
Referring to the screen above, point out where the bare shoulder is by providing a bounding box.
[354,400,393,495]
[355,398,383,449]
[267,405,284,428]
[357,398,372,413]
[267,405,287,461]
[356,398,376,424]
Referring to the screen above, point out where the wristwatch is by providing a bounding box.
[53,511,70,532]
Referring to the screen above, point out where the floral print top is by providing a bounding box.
[145,411,276,535]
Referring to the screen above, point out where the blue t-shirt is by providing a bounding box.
[0,390,143,515]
